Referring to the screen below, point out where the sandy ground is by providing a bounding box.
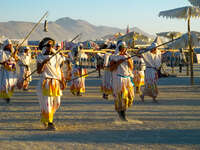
[0,65,200,150]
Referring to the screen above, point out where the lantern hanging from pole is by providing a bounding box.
[44,20,48,32]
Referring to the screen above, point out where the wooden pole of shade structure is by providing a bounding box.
[171,35,175,74]
[132,33,135,49]
[187,8,194,85]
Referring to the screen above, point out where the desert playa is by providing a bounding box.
[0,66,199,150]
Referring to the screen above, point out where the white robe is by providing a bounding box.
[0,50,17,98]
[69,51,87,94]
[18,52,32,88]
[132,56,146,90]
[110,53,134,111]
[37,49,65,123]
[142,50,161,97]
[100,53,113,95]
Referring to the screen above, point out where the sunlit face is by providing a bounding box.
[24,49,29,53]
[46,44,53,52]
[5,44,12,49]
[151,48,157,54]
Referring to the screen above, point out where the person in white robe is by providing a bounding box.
[18,46,32,90]
[97,52,113,100]
[110,42,134,121]
[0,39,18,103]
[98,52,113,99]
[132,55,146,94]
[140,42,162,103]
[37,40,66,130]
[69,44,87,96]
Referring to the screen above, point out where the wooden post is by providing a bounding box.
[188,8,194,85]
[132,34,135,49]
[171,51,175,74]
[97,57,101,78]
[171,35,175,74]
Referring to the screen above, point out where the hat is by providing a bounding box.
[23,46,31,53]
[3,39,12,48]
[114,41,127,54]
[117,41,127,48]
[47,40,54,45]
[148,42,157,51]
[39,37,55,50]
[79,43,83,47]
[24,46,30,50]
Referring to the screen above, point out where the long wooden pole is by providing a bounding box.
[171,35,175,74]
[16,12,48,50]
[188,8,194,85]
[23,33,82,80]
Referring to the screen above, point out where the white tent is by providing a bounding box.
[168,31,200,49]
[153,36,167,49]
[156,32,182,40]
[117,31,150,48]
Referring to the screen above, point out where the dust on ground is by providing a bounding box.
[0,67,200,150]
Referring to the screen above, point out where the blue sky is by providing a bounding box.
[0,0,199,35]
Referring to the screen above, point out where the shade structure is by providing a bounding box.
[159,6,200,19]
[159,6,200,85]
[168,31,200,49]
[188,0,200,7]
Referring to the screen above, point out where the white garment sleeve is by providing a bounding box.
[0,50,9,63]
[37,53,49,63]
[140,58,146,71]
[104,54,111,67]
[97,53,104,58]
[155,51,162,69]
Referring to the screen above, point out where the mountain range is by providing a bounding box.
[0,17,154,41]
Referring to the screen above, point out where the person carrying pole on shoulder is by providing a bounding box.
[36,39,66,130]
[110,41,135,121]
[140,42,162,103]
[0,39,18,103]
[17,46,32,91]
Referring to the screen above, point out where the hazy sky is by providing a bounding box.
[0,0,199,35]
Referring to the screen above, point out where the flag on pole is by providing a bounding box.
[126,25,130,34]
[61,41,63,49]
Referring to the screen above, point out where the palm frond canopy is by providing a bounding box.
[188,0,200,7]
[167,31,200,49]
[156,32,182,39]
[159,6,200,19]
